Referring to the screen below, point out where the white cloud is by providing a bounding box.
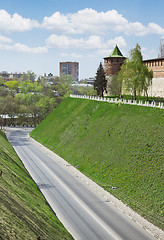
[70,9,127,34]
[42,8,164,36]
[106,36,126,48]
[0,8,164,37]
[46,34,126,50]
[42,12,73,33]
[0,42,48,54]
[46,34,84,48]
[0,9,39,32]
[13,43,48,54]
[85,36,103,49]
[92,36,126,58]
[147,23,164,35]
[123,22,146,36]
[42,8,127,35]
[0,35,12,43]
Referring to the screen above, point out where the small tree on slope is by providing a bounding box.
[118,44,153,100]
[94,62,107,97]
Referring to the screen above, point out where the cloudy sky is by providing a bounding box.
[0,0,164,79]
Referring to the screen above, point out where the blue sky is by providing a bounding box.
[0,0,164,79]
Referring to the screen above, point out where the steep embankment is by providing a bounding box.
[31,97,164,230]
[0,130,73,240]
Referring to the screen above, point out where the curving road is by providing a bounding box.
[6,127,157,240]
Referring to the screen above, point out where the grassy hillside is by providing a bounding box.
[0,130,73,240]
[30,97,164,230]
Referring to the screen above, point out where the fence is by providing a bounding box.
[70,94,164,109]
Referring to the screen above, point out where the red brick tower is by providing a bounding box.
[104,45,125,95]
[104,45,125,76]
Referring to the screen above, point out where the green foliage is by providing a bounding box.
[0,86,8,97]
[0,71,74,126]
[2,75,72,125]
[72,85,97,96]
[0,77,5,85]
[31,97,164,229]
[94,62,107,97]
[5,80,19,91]
[61,74,73,83]
[0,95,19,117]
[110,74,120,96]
[19,80,44,94]
[0,72,74,126]
[79,79,87,84]
[52,77,73,97]
[0,130,73,239]
[27,70,36,82]
[36,96,57,118]
[118,44,153,100]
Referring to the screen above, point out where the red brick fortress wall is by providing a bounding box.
[143,58,164,78]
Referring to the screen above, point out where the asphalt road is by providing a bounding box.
[6,127,157,240]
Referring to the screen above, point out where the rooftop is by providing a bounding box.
[104,45,125,59]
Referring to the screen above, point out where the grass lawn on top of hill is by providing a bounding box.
[0,130,73,240]
[30,97,164,230]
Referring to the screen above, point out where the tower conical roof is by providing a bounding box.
[104,45,124,58]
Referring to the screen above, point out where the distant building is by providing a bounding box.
[38,73,58,85]
[85,77,95,85]
[0,71,25,81]
[9,72,25,79]
[60,62,79,82]
[0,71,10,81]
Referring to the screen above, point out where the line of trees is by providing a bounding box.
[0,73,73,127]
[0,72,97,127]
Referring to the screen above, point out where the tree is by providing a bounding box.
[35,96,56,121]
[72,85,97,96]
[4,95,20,125]
[140,65,153,101]
[110,73,120,96]
[0,78,8,97]
[5,80,19,91]
[118,44,153,100]
[27,70,36,82]
[94,62,106,97]
[52,77,73,97]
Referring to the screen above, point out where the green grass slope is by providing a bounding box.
[30,97,164,230]
[0,130,73,240]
